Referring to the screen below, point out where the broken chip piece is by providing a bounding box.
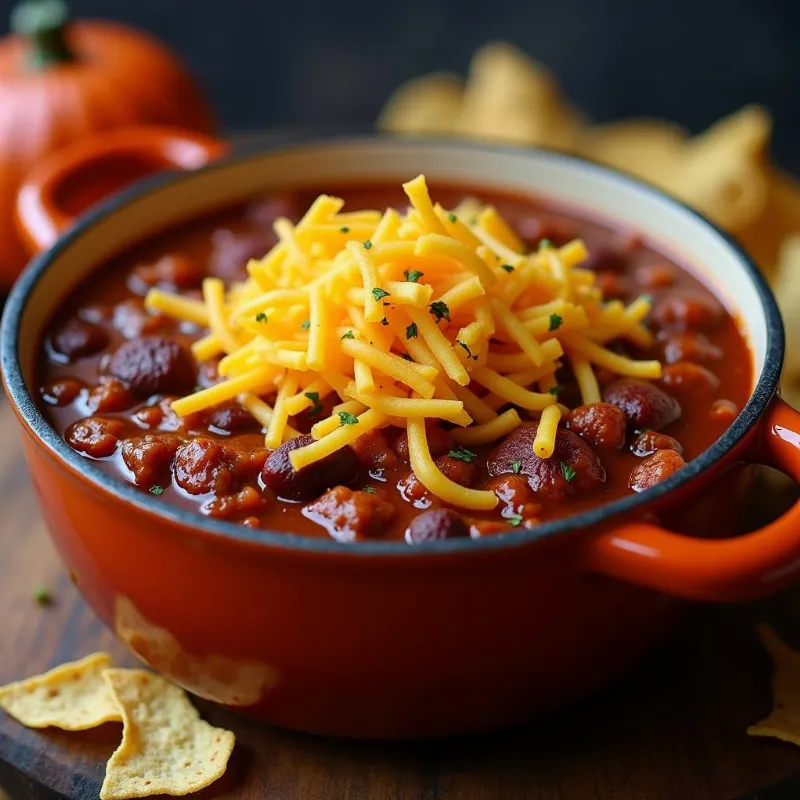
[100,668,235,800]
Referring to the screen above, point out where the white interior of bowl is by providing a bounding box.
[16,138,765,389]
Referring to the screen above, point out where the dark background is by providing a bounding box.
[2,0,799,169]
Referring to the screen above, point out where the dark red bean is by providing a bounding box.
[603,379,681,431]
[567,403,627,448]
[487,424,606,499]
[405,508,470,544]
[661,332,723,364]
[50,318,108,361]
[66,416,126,459]
[121,434,180,487]
[246,194,302,226]
[584,246,627,273]
[303,486,395,542]
[650,289,724,332]
[107,336,196,396]
[394,423,454,464]
[41,378,83,406]
[485,474,542,519]
[709,398,739,425]
[261,434,360,501]
[631,430,684,458]
[661,362,721,393]
[128,254,204,294]
[350,430,398,470]
[210,229,273,278]
[112,299,170,338]
[629,449,686,492]
[635,264,674,289]
[595,270,632,300]
[186,401,260,436]
[87,378,136,413]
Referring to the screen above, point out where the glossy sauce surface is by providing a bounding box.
[37,183,753,542]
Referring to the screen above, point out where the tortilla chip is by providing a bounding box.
[378,73,464,135]
[100,668,235,800]
[0,652,120,730]
[748,625,800,745]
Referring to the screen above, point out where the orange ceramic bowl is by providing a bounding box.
[4,131,800,739]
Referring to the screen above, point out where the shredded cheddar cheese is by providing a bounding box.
[146,175,659,510]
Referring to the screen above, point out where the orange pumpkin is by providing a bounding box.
[0,0,215,288]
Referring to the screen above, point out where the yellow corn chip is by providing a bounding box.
[0,652,120,730]
[100,668,235,800]
[747,625,800,746]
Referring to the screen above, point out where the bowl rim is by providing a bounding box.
[0,133,784,556]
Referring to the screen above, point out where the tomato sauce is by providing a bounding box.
[36,183,753,543]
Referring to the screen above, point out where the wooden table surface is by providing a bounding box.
[4,393,800,800]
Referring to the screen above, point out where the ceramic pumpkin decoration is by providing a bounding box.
[0,0,215,288]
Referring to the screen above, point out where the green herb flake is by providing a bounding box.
[341,330,355,340]
[380,317,389,326]
[301,318,311,330]
[510,460,522,474]
[457,340,478,360]
[362,486,377,494]
[500,264,515,273]
[548,385,563,396]
[404,269,424,283]
[640,293,654,304]
[363,240,373,250]
[372,287,390,301]
[406,322,418,339]
[448,445,478,463]
[429,300,451,323]
[539,238,553,250]
[508,515,524,527]
[255,312,268,323]
[339,226,350,233]
[560,461,576,482]
[149,485,165,496]
[548,313,563,332]
[304,391,323,418]
[448,213,458,223]
[33,584,51,605]
[338,411,359,426]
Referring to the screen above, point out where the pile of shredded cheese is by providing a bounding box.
[145,176,660,511]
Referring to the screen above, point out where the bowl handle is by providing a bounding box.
[15,125,227,255]
[581,397,800,602]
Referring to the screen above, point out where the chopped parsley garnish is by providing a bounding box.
[372,287,390,301]
[363,240,373,250]
[33,585,51,605]
[406,322,418,339]
[338,411,359,426]
[255,312,268,323]
[404,269,424,283]
[448,445,478,463]
[448,213,458,223]
[560,461,576,482]
[429,300,451,323]
[500,264,515,273]
[304,391,323,418]
[508,515,523,527]
[539,238,552,249]
[548,385,563,396]
[149,485,165,496]
[362,486,377,494]
[640,293,654,304]
[339,226,350,233]
[548,313,563,332]
[457,340,478,360]
[301,318,311,330]
[341,330,355,340]
[380,317,389,326]
[510,460,522,474]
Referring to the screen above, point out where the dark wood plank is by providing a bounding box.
[3,394,800,799]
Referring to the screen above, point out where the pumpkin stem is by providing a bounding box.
[11,0,75,70]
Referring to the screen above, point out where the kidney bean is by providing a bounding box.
[635,264,674,289]
[304,486,395,542]
[246,194,302,226]
[629,449,686,492]
[394,423,454,464]
[41,378,83,406]
[485,474,542,519]
[261,434,360,501]
[650,289,724,332]
[128,254,204,294]
[66,417,127,459]
[661,362,720,393]
[50,318,108,361]
[487,424,605,499]
[584,246,627,273]
[631,430,684,457]
[87,378,136,413]
[567,403,627,448]
[107,336,196,396]
[121,434,180,487]
[603,379,681,431]
[186,401,260,436]
[405,508,470,544]
[595,270,632,300]
[203,485,266,520]
[351,430,398,470]
[210,228,274,278]
[112,299,170,338]
[661,332,723,364]
[709,398,739,425]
